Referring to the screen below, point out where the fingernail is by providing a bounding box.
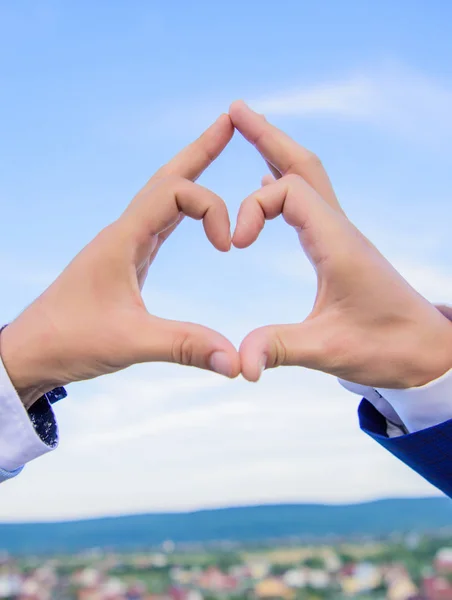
[209,351,233,378]
[259,355,267,376]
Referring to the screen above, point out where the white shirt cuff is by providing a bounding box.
[339,378,407,437]
[0,349,57,472]
[376,368,452,433]
[339,367,452,437]
[339,379,404,426]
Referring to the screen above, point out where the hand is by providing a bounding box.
[1,115,240,409]
[230,101,452,388]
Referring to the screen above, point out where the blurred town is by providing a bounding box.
[2,532,452,600]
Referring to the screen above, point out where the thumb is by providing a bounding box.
[239,320,328,382]
[136,315,241,378]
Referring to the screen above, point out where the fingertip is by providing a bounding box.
[231,229,252,249]
[231,232,240,249]
[232,197,265,248]
[246,355,267,383]
[229,99,246,114]
[238,349,261,383]
[209,349,241,379]
[217,236,232,253]
[231,226,241,248]
[217,112,234,131]
[217,221,233,253]
[243,371,260,383]
[231,228,241,249]
[229,99,254,124]
[230,354,242,379]
[231,218,261,248]
[240,361,263,383]
[202,194,232,252]
[209,231,232,253]
[209,113,234,145]
[239,333,268,383]
[262,174,274,186]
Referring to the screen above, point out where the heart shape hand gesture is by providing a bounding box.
[2,102,452,409]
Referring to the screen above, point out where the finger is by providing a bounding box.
[233,174,333,249]
[261,174,275,186]
[137,315,241,378]
[239,321,323,382]
[126,177,231,254]
[229,100,343,213]
[144,114,234,187]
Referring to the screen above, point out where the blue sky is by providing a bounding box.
[1,0,452,520]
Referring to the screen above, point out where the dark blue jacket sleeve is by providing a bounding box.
[359,399,452,498]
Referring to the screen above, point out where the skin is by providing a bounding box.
[229,100,452,388]
[0,114,241,409]
[2,103,452,411]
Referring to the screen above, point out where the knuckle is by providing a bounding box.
[168,174,185,186]
[284,173,303,186]
[201,144,217,166]
[286,152,323,176]
[171,332,195,366]
[305,150,323,168]
[160,174,187,192]
[272,331,288,368]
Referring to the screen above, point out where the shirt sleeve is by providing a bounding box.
[0,348,58,478]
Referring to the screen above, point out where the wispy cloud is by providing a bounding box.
[66,372,235,447]
[253,78,379,119]
[0,365,437,521]
[116,65,452,148]
[251,66,452,144]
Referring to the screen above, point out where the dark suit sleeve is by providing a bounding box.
[359,399,452,498]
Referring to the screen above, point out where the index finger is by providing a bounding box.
[124,176,232,256]
[143,114,234,191]
[229,100,344,214]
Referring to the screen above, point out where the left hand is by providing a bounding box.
[1,115,240,409]
[229,101,452,389]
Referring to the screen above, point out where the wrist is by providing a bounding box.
[393,315,452,389]
[0,317,62,410]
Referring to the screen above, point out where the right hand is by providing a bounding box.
[230,101,452,389]
[1,115,241,409]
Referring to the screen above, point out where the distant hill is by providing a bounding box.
[1,498,451,555]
